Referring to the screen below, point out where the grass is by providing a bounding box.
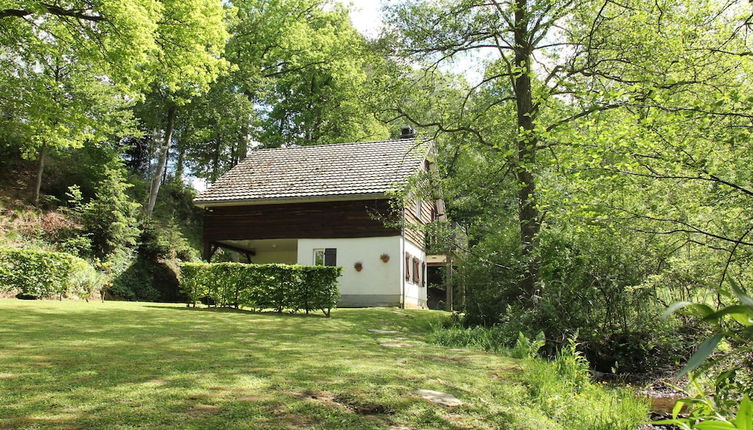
[0,300,648,429]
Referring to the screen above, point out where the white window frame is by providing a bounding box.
[313,248,325,266]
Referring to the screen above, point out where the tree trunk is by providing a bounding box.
[174,142,185,184]
[146,103,177,217]
[513,0,541,300]
[33,143,47,206]
[211,134,222,182]
[237,122,249,164]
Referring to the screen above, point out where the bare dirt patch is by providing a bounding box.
[415,389,463,407]
[187,404,221,416]
[379,340,412,348]
[287,390,395,416]
[368,329,399,334]
[419,354,468,364]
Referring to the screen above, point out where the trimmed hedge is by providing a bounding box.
[0,248,103,300]
[179,263,342,316]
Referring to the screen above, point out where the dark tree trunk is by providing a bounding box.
[146,103,177,217]
[211,134,222,182]
[513,0,541,300]
[33,143,47,206]
[237,122,248,164]
[174,142,185,184]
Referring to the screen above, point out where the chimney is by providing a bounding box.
[400,126,416,139]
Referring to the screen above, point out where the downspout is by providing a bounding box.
[400,205,406,309]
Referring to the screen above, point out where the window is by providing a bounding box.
[314,249,325,266]
[313,248,337,266]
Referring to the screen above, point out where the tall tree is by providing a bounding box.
[226,0,389,148]
[0,50,137,205]
[142,0,230,216]
[0,0,161,204]
[385,0,749,302]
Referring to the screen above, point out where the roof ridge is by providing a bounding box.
[245,137,429,153]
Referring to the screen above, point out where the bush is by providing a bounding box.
[179,263,341,316]
[0,247,103,299]
[67,166,141,259]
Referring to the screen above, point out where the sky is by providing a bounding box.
[342,0,490,83]
[342,0,386,40]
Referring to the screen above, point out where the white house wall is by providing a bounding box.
[402,238,427,309]
[297,236,403,307]
[252,250,297,264]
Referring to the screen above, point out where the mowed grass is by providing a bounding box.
[0,300,645,429]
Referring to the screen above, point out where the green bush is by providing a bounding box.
[0,248,103,299]
[179,263,341,316]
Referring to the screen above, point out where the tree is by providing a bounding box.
[142,0,230,216]
[0,0,160,204]
[179,77,255,182]
[68,167,142,259]
[0,52,137,205]
[226,0,389,148]
[386,0,753,303]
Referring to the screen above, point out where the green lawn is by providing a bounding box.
[0,300,647,429]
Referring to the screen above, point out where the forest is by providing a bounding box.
[1,0,753,428]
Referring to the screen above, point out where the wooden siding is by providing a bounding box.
[203,199,400,244]
[403,196,436,248]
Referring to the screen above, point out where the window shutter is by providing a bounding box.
[412,258,420,283]
[421,262,426,287]
[324,248,337,266]
[405,253,411,281]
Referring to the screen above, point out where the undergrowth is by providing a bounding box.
[429,322,650,429]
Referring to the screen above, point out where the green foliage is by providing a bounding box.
[430,320,648,429]
[68,167,142,259]
[0,247,102,299]
[179,262,341,316]
[658,279,753,426]
[227,0,389,148]
[429,323,512,353]
[655,389,753,430]
[521,350,649,430]
[138,222,198,262]
[512,331,546,359]
[108,256,163,302]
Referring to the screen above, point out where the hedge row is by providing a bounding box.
[0,248,102,300]
[179,263,342,316]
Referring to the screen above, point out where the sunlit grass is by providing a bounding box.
[0,300,646,429]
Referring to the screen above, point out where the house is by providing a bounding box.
[193,128,445,309]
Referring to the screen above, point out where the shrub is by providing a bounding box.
[67,166,141,259]
[0,248,103,299]
[179,263,341,316]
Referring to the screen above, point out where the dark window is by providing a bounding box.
[324,248,337,266]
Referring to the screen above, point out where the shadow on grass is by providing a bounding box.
[0,301,484,430]
[143,304,333,318]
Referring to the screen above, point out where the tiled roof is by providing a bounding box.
[194,138,430,205]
